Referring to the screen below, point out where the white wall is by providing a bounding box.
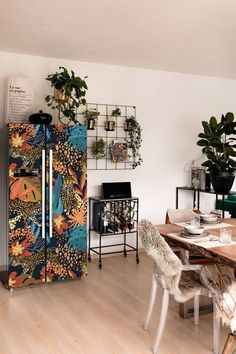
[1,51,236,265]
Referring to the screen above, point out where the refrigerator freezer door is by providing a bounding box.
[46,124,87,281]
[8,124,46,288]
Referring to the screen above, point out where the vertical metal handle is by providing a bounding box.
[41,149,45,239]
[49,149,53,238]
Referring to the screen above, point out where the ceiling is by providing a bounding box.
[1,0,236,79]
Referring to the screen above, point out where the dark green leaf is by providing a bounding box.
[209,116,217,129]
[225,112,234,124]
[197,139,208,146]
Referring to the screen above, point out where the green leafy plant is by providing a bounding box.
[83,108,100,121]
[197,112,236,172]
[111,108,121,117]
[92,139,106,159]
[125,117,142,168]
[45,66,88,123]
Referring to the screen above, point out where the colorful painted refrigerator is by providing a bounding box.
[4,123,87,288]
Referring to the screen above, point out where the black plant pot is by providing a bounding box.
[105,120,115,131]
[87,118,96,130]
[209,171,235,194]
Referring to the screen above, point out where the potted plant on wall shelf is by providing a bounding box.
[125,116,142,168]
[83,108,100,130]
[92,139,107,159]
[197,112,236,194]
[45,66,88,124]
[105,107,121,131]
[124,115,134,131]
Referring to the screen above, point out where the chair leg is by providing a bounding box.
[193,294,199,326]
[213,300,221,354]
[144,274,158,330]
[153,289,169,354]
[222,333,234,354]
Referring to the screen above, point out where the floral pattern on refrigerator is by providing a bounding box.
[8,123,87,288]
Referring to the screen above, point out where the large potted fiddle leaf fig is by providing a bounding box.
[197,112,236,194]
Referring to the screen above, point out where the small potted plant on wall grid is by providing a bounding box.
[197,112,236,194]
[124,115,134,131]
[92,139,107,159]
[45,66,88,124]
[125,116,143,168]
[83,108,100,130]
[105,107,121,131]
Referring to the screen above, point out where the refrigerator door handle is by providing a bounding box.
[41,149,46,239]
[49,149,53,238]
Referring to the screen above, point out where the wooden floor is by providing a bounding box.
[0,254,233,354]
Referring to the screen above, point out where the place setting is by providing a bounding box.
[174,211,233,230]
[168,217,236,249]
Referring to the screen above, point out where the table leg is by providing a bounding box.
[176,188,179,209]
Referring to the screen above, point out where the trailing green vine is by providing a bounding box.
[125,117,142,168]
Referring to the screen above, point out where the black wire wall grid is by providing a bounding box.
[57,103,137,170]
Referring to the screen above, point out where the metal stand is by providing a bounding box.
[88,197,139,269]
[175,186,236,218]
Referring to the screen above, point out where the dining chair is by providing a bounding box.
[165,208,201,224]
[139,219,219,354]
[201,264,236,354]
[165,208,212,265]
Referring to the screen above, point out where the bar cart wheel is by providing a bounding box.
[136,256,140,264]
[99,261,103,269]
[88,255,91,262]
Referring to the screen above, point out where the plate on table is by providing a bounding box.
[200,219,222,225]
[179,230,209,239]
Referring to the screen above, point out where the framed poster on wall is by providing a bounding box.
[5,77,33,123]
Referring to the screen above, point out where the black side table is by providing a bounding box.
[176,186,236,218]
[88,196,139,269]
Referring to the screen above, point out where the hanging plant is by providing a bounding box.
[125,117,142,168]
[92,139,107,159]
[105,108,121,131]
[83,108,100,130]
[45,66,88,124]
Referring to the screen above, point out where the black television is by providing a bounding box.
[102,182,132,199]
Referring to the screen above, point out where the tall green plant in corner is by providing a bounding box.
[197,112,236,193]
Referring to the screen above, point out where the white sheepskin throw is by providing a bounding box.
[167,209,199,224]
[139,219,204,302]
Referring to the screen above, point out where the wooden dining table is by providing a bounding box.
[157,218,236,268]
[157,218,236,320]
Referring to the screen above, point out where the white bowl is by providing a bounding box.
[200,214,218,222]
[184,225,205,235]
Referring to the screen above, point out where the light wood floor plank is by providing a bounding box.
[0,254,234,354]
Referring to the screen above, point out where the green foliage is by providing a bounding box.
[83,108,100,121]
[92,139,106,159]
[125,117,143,169]
[111,108,121,117]
[197,112,236,172]
[45,67,88,123]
